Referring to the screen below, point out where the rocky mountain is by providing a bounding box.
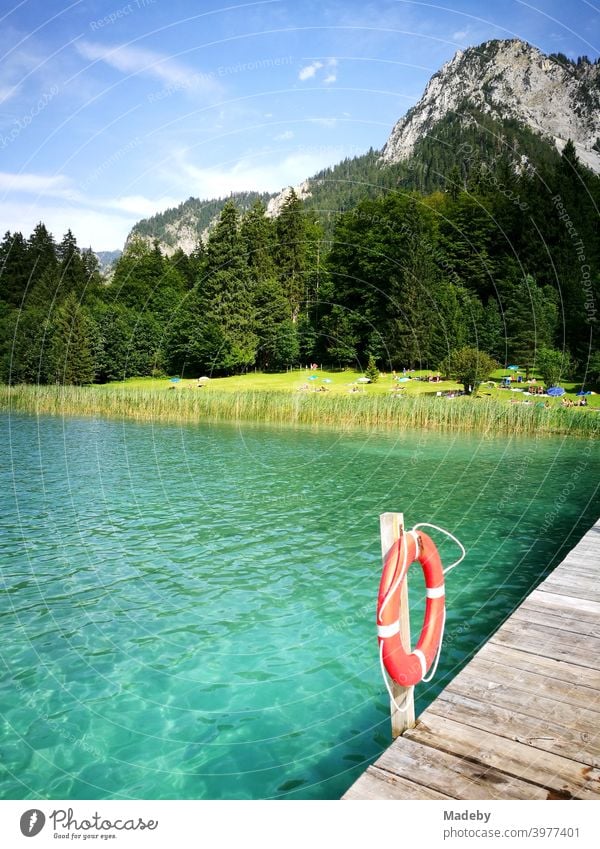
[94,249,122,271]
[128,191,272,256]
[127,39,600,253]
[382,39,600,172]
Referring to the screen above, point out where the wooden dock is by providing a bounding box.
[343,519,600,800]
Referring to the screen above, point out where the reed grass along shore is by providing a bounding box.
[1,384,598,437]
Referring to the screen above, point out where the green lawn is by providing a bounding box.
[100,368,599,410]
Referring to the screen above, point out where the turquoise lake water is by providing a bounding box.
[1,413,598,799]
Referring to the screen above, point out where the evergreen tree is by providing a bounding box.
[276,190,308,322]
[57,229,86,298]
[498,267,558,377]
[49,292,95,384]
[241,200,276,284]
[27,223,58,282]
[202,200,257,372]
[254,277,298,370]
[0,231,31,307]
[1,306,52,383]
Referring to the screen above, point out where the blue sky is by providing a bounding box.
[0,0,598,250]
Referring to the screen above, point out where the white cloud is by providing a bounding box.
[274,130,294,141]
[75,40,220,96]
[0,171,183,249]
[105,194,181,216]
[299,57,338,84]
[452,30,468,41]
[167,147,345,198]
[298,61,323,81]
[0,199,136,250]
[0,171,74,197]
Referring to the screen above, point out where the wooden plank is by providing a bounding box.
[379,512,415,737]
[522,589,600,619]
[406,713,600,800]
[428,690,600,765]
[537,568,600,585]
[542,567,599,586]
[510,606,599,638]
[454,656,600,713]
[537,580,600,603]
[543,562,599,579]
[374,736,547,800]
[343,765,452,800]
[445,666,600,726]
[479,643,600,689]
[490,620,600,669]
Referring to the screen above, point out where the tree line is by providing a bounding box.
[1,141,598,386]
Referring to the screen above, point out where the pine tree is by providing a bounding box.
[57,229,86,298]
[49,292,95,384]
[0,231,31,307]
[276,190,308,322]
[27,223,58,281]
[202,200,257,373]
[241,200,276,284]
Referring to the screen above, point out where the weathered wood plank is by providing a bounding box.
[444,669,600,730]
[479,643,600,689]
[510,605,599,637]
[374,736,548,800]
[454,655,600,713]
[490,620,600,669]
[343,765,452,800]
[406,713,600,800]
[537,580,600,603]
[522,589,600,619]
[428,690,600,765]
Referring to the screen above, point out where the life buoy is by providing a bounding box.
[376,530,445,687]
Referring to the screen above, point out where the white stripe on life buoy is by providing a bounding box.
[377,621,400,638]
[426,585,445,599]
[412,648,427,679]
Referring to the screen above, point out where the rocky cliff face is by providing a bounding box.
[126,39,600,254]
[265,180,312,217]
[381,39,600,173]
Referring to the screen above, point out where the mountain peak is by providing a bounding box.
[381,38,600,172]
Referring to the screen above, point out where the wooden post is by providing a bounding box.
[380,512,415,737]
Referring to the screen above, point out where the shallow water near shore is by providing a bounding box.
[1,413,598,799]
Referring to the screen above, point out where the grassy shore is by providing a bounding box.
[1,382,598,437]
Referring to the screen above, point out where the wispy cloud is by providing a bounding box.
[75,40,221,96]
[298,60,323,81]
[299,57,338,84]
[0,169,181,246]
[324,58,337,84]
[2,199,137,250]
[105,194,181,216]
[0,171,74,197]
[167,147,347,198]
[274,130,294,141]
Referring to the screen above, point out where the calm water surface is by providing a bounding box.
[1,413,598,799]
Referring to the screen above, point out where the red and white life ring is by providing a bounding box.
[376,530,445,687]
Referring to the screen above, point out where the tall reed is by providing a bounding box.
[1,384,598,437]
